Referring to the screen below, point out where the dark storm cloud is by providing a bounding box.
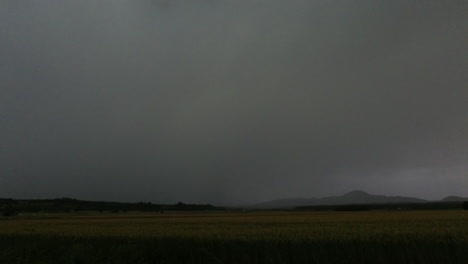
[1,0,467,204]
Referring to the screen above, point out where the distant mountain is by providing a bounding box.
[441,196,468,202]
[250,190,427,209]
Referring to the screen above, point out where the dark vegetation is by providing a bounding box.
[0,198,222,215]
[1,197,466,216]
[0,211,467,264]
[2,234,467,264]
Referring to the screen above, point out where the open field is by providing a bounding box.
[1,210,468,264]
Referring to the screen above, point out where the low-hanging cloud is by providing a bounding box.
[1,0,467,204]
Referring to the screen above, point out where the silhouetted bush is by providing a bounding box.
[2,205,17,217]
[335,205,370,211]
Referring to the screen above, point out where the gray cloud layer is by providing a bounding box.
[1,0,467,204]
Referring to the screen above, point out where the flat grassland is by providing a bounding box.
[1,210,467,264]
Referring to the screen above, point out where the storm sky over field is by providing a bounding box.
[1,0,467,204]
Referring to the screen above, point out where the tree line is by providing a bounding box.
[0,198,224,216]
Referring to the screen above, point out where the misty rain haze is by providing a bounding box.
[1,0,467,205]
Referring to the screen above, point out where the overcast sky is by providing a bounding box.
[1,0,467,204]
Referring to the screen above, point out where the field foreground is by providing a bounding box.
[1,210,467,264]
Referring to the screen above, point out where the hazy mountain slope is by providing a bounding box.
[441,196,468,202]
[251,191,427,209]
[319,190,426,205]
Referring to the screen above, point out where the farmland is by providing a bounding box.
[1,210,468,264]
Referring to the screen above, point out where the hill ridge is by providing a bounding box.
[250,190,429,209]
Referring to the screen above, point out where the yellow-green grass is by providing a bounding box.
[1,210,467,263]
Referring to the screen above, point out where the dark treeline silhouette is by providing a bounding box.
[0,198,223,215]
[296,201,467,211]
[2,199,466,216]
[335,205,370,211]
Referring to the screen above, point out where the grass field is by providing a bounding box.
[1,210,467,264]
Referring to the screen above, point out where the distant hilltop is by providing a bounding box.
[249,190,468,209]
[441,196,468,202]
